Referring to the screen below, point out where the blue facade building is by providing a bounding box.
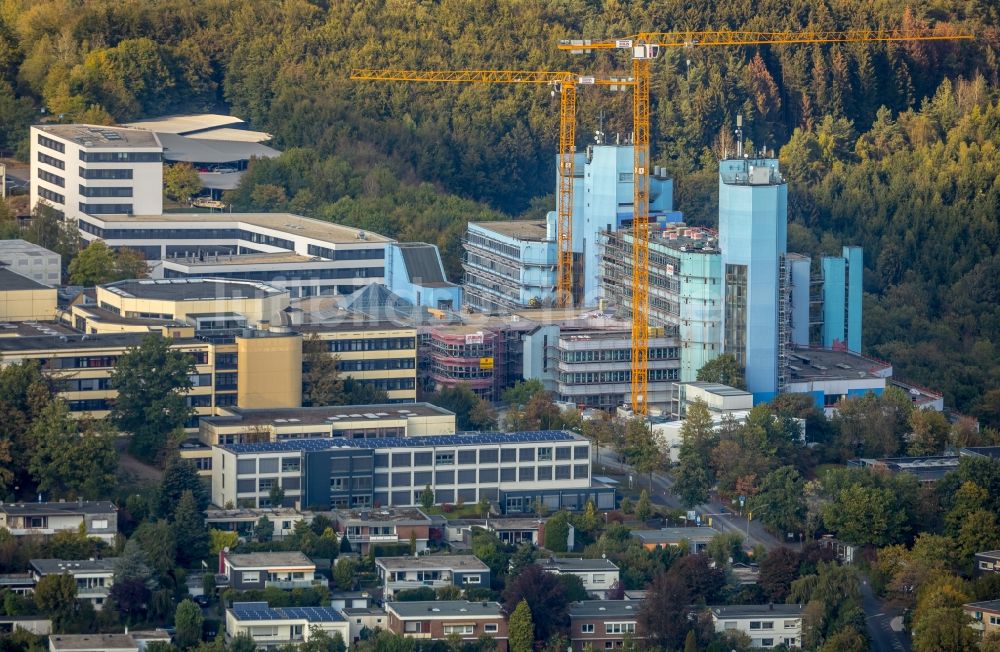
[819,246,863,352]
[386,242,462,310]
[718,158,788,402]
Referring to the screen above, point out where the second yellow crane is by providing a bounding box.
[350,68,633,308]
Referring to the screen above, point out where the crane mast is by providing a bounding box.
[558,27,973,414]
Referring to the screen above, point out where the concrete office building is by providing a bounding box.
[210,430,611,512]
[0,240,61,286]
[30,125,164,221]
[0,268,57,323]
[78,212,392,299]
[600,223,722,382]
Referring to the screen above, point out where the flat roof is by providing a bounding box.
[333,508,430,524]
[341,607,385,616]
[375,555,488,572]
[297,319,413,333]
[86,212,393,244]
[230,602,345,623]
[961,447,1000,460]
[103,278,284,301]
[538,557,619,572]
[0,501,115,516]
[156,132,280,164]
[709,604,803,619]
[632,527,720,543]
[203,403,452,428]
[225,552,314,568]
[648,223,720,253]
[186,127,272,143]
[206,507,302,520]
[30,558,118,575]
[49,634,138,651]
[164,252,321,266]
[0,267,53,291]
[220,430,582,455]
[0,332,200,353]
[470,220,549,242]
[788,347,889,382]
[569,601,640,619]
[124,114,245,134]
[35,124,160,149]
[74,305,191,328]
[682,381,751,397]
[386,601,501,619]
[0,239,59,258]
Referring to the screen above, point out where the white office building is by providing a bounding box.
[0,240,61,285]
[30,125,163,221]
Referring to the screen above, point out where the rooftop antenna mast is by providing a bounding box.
[735,114,743,159]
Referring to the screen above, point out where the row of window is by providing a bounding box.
[325,337,416,353]
[76,224,293,250]
[37,134,65,153]
[371,445,589,468]
[579,623,636,634]
[79,151,162,163]
[79,167,133,179]
[38,187,65,204]
[38,152,65,169]
[559,347,679,363]
[166,267,384,281]
[80,202,133,215]
[38,170,64,187]
[80,185,133,197]
[307,245,385,261]
[465,232,521,259]
[559,368,679,384]
[372,464,590,487]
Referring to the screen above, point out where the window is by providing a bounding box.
[241,571,260,583]
[37,134,65,153]
[435,452,454,465]
[750,621,774,630]
[761,639,774,648]
[538,447,552,461]
[443,625,474,635]
[281,458,301,473]
[38,187,65,204]
[38,152,65,169]
[484,624,498,634]
[605,623,635,634]
[580,624,595,634]
[592,574,606,584]
[79,151,161,163]
[39,170,64,187]
[403,622,422,633]
[79,185,133,197]
[991,616,1000,626]
[91,519,109,530]
[783,621,797,629]
[79,167,132,179]
[724,622,737,630]
[462,575,481,584]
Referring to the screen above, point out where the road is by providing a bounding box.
[861,577,910,652]
[596,447,782,550]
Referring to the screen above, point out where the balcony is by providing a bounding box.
[387,579,452,591]
[265,579,325,590]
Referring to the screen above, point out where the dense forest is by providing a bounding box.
[0,0,997,414]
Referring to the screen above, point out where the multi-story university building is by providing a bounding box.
[210,428,613,512]
[30,125,164,221]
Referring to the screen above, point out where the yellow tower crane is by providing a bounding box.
[350,68,633,307]
[559,28,973,414]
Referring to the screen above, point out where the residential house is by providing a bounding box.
[220,552,319,591]
[342,607,387,644]
[536,557,621,599]
[965,600,1000,638]
[489,518,552,547]
[205,508,308,539]
[568,600,642,651]
[225,602,349,648]
[0,573,35,596]
[631,527,719,554]
[30,558,117,610]
[48,632,170,652]
[330,592,373,611]
[0,617,51,636]
[975,551,1000,576]
[0,502,117,542]
[375,556,490,599]
[708,604,803,649]
[385,601,507,651]
[332,508,431,555]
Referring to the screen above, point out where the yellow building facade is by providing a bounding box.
[0,269,57,322]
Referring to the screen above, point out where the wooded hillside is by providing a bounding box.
[0,0,997,414]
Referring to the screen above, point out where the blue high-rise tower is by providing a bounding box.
[718,158,788,402]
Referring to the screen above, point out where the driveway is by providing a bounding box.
[861,576,910,652]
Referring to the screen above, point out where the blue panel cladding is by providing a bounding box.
[752,391,778,405]
[806,390,825,410]
[848,387,882,398]
[843,246,863,352]
[821,257,847,348]
[789,256,811,347]
[718,158,787,397]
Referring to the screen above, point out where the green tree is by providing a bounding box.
[956,510,1000,562]
[34,573,77,623]
[502,379,545,408]
[174,599,204,649]
[158,459,210,517]
[683,630,698,652]
[227,632,258,652]
[822,484,908,547]
[164,163,203,203]
[109,334,194,464]
[408,530,417,556]
[431,384,496,431]
[908,409,951,456]
[298,629,346,652]
[706,532,745,567]
[67,240,116,286]
[752,466,806,536]
[818,627,867,652]
[635,490,652,522]
[132,520,178,578]
[543,511,570,552]
[833,388,912,458]
[23,204,78,269]
[420,485,434,510]
[508,599,534,652]
[302,333,344,407]
[696,353,745,389]
[173,490,210,567]
[268,484,285,508]
[673,400,714,508]
[29,405,118,499]
[209,529,239,556]
[333,558,356,591]
[256,516,273,543]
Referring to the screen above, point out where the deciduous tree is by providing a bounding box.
[508,600,534,652]
[164,163,203,202]
[696,354,745,389]
[175,599,204,649]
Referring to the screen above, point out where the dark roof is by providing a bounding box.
[104,278,282,300]
[0,501,116,516]
[376,556,488,572]
[220,430,581,454]
[961,447,1000,460]
[202,403,452,428]
[975,550,1000,561]
[396,243,451,287]
[569,601,640,619]
[709,604,803,619]
[230,602,345,622]
[0,332,199,353]
[0,267,52,291]
[538,557,620,572]
[966,600,1000,612]
[386,601,502,619]
[224,552,314,568]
